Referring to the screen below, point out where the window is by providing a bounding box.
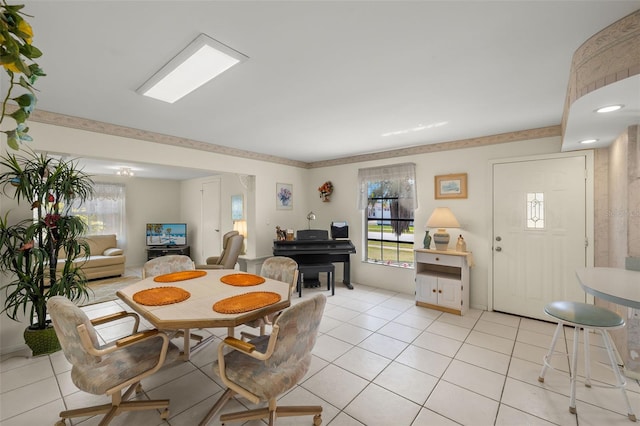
[71,182,126,239]
[358,163,417,268]
[526,192,544,229]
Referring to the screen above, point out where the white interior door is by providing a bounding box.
[492,156,587,320]
[201,180,221,262]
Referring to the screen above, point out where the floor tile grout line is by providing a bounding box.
[4,282,640,425]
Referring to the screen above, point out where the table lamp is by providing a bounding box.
[426,207,460,250]
[307,211,316,229]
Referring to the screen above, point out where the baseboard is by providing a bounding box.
[0,345,31,359]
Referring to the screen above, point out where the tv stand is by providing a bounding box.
[146,245,191,260]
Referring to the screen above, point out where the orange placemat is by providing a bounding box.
[153,270,207,283]
[213,291,281,314]
[220,273,266,286]
[133,286,191,306]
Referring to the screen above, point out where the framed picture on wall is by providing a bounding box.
[231,194,244,220]
[276,183,293,210]
[435,173,468,199]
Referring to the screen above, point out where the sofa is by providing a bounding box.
[57,234,125,280]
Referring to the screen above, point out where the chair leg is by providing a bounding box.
[583,328,592,388]
[539,322,564,382]
[220,407,270,424]
[58,383,171,426]
[199,388,235,426]
[600,329,636,422]
[569,326,580,415]
[218,404,323,425]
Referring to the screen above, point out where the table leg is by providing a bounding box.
[177,329,217,361]
[182,328,191,361]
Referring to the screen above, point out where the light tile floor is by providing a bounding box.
[2,282,640,425]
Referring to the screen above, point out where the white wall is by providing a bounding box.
[0,122,307,354]
[21,121,310,258]
[93,175,183,267]
[0,120,562,354]
[180,173,249,264]
[307,137,562,310]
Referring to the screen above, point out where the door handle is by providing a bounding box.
[495,236,502,241]
[495,247,502,252]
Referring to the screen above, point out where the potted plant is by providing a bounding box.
[0,150,93,355]
[1,1,45,150]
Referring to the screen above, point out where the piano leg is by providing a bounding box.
[343,261,354,290]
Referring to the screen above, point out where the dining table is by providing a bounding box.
[117,269,291,360]
[576,266,640,379]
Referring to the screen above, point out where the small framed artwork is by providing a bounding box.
[276,183,293,210]
[435,173,468,199]
[231,194,244,220]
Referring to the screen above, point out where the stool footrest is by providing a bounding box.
[297,264,335,297]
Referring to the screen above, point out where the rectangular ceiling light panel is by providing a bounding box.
[137,33,248,103]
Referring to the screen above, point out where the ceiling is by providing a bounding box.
[6,1,640,174]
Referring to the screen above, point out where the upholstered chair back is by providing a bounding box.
[142,254,195,279]
[222,294,326,401]
[217,234,244,269]
[48,296,101,366]
[260,256,298,295]
[208,230,239,265]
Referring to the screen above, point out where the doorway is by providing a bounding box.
[491,153,593,320]
[201,179,221,263]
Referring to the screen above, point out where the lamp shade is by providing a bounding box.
[426,207,460,250]
[233,220,247,254]
[426,207,460,228]
[233,220,247,237]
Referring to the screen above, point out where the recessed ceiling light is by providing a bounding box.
[579,139,598,144]
[137,34,248,103]
[595,104,624,113]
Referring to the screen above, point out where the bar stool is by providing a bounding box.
[538,300,636,421]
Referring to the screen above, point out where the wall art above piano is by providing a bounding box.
[276,183,293,210]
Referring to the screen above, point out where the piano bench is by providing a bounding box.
[298,263,335,297]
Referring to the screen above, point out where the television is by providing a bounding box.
[146,223,187,246]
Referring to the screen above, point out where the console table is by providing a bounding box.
[414,249,471,315]
[146,245,191,261]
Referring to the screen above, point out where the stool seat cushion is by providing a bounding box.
[544,301,624,328]
[298,264,335,273]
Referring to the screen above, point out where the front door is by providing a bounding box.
[492,155,589,320]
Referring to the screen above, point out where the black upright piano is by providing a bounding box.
[273,229,357,289]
